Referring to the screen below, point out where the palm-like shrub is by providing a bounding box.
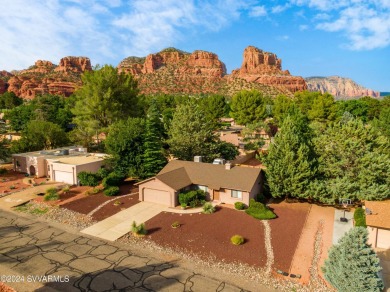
[202,202,216,214]
[131,221,147,236]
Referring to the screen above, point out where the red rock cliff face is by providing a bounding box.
[231,46,307,92]
[4,57,91,99]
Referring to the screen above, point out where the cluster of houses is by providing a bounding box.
[7,119,390,250]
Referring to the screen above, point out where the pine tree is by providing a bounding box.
[311,117,390,203]
[322,227,384,292]
[142,100,167,178]
[263,113,317,199]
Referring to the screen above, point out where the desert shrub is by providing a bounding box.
[0,168,7,175]
[102,172,124,188]
[77,171,100,186]
[44,187,59,201]
[62,185,70,193]
[245,199,276,220]
[171,221,180,228]
[234,201,246,210]
[131,221,147,236]
[9,185,16,189]
[202,202,216,214]
[104,186,120,197]
[97,167,110,179]
[230,235,245,245]
[354,207,366,227]
[178,190,206,207]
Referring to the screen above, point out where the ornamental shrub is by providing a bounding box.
[245,199,276,220]
[0,168,7,175]
[131,221,147,236]
[178,190,206,207]
[104,186,120,197]
[230,235,245,245]
[202,202,216,214]
[97,167,110,179]
[77,171,100,186]
[234,202,246,210]
[354,207,366,227]
[102,172,124,188]
[44,187,59,201]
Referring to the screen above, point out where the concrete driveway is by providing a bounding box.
[0,183,63,210]
[81,202,168,241]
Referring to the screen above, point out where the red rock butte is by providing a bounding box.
[1,46,307,99]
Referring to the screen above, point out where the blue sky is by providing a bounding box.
[1,0,389,91]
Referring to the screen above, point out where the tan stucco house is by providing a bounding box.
[12,146,106,185]
[137,159,263,207]
[365,200,390,249]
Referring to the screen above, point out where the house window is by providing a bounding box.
[197,185,208,193]
[231,190,242,199]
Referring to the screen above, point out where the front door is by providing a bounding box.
[214,190,220,201]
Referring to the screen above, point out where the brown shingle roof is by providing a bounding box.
[156,160,261,192]
[365,200,390,229]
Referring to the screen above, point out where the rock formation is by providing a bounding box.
[230,46,307,92]
[4,57,91,99]
[305,76,380,99]
[118,46,302,97]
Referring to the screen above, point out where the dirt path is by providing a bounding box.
[289,204,334,284]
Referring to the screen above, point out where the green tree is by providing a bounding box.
[212,141,239,161]
[4,103,36,132]
[0,139,10,162]
[230,90,270,125]
[310,118,390,203]
[72,65,140,144]
[142,100,167,178]
[272,94,297,124]
[295,91,337,122]
[322,227,383,292]
[200,94,227,129]
[168,100,217,162]
[263,113,317,199]
[0,92,23,109]
[11,120,69,153]
[105,118,145,177]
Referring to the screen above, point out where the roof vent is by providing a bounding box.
[225,162,233,170]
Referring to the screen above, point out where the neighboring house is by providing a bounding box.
[137,159,263,207]
[12,146,106,185]
[365,200,390,249]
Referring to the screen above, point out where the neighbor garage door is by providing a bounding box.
[54,170,74,185]
[143,188,171,206]
[377,229,390,249]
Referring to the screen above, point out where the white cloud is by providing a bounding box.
[249,6,267,17]
[271,4,290,13]
[276,35,290,41]
[299,24,309,31]
[316,4,390,50]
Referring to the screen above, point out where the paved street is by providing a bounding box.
[0,209,268,292]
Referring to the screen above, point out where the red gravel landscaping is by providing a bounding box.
[144,207,267,268]
[268,201,311,272]
[60,181,139,221]
[91,194,140,221]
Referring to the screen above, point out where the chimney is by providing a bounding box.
[194,156,203,163]
[225,162,232,170]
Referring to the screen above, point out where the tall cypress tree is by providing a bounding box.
[263,113,317,199]
[322,227,384,292]
[143,99,167,178]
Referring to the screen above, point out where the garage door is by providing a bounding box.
[143,188,171,206]
[377,229,390,249]
[54,170,74,185]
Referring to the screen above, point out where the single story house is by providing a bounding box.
[12,146,106,185]
[365,200,390,249]
[137,159,263,207]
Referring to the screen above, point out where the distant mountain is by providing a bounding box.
[305,76,380,99]
[380,92,390,97]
